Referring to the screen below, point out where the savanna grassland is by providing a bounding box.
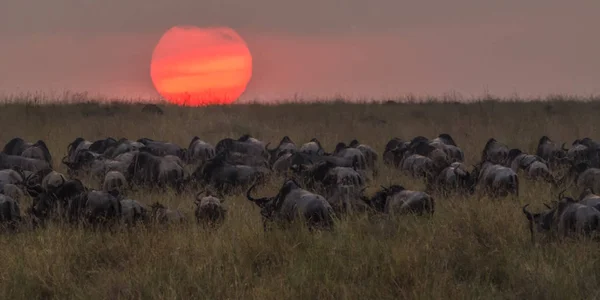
[1,97,600,300]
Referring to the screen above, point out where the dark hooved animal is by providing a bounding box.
[194,191,227,227]
[431,162,474,194]
[120,199,148,225]
[187,137,216,164]
[481,138,510,165]
[193,151,269,192]
[246,180,335,231]
[266,136,297,165]
[348,139,379,174]
[2,138,52,164]
[141,103,164,115]
[299,138,325,155]
[137,138,186,159]
[149,202,186,224]
[0,153,51,173]
[103,170,128,198]
[536,136,566,166]
[363,185,435,216]
[507,149,556,185]
[0,195,21,229]
[523,191,600,241]
[326,185,370,214]
[127,151,185,190]
[471,161,519,197]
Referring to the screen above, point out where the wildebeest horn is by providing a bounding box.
[558,189,566,201]
[380,185,389,192]
[265,142,276,152]
[246,183,259,202]
[522,204,533,219]
[196,190,205,199]
[543,203,552,209]
[561,142,568,152]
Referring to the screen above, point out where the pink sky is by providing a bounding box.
[1,0,599,102]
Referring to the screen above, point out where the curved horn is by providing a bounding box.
[522,204,533,219]
[195,190,205,200]
[561,142,568,152]
[246,183,259,202]
[558,189,566,201]
[543,203,552,209]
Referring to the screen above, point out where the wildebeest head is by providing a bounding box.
[481,138,509,165]
[435,133,458,147]
[363,184,406,212]
[62,149,98,171]
[522,190,572,242]
[89,137,117,154]
[2,137,28,155]
[194,190,227,226]
[246,183,276,219]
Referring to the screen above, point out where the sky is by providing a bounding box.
[1,0,599,102]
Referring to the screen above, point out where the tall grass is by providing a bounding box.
[0,97,599,299]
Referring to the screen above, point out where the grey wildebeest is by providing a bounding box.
[0,195,21,230]
[0,153,51,173]
[120,199,148,225]
[559,162,600,193]
[471,160,519,197]
[578,188,600,211]
[187,137,216,164]
[536,136,566,167]
[194,191,227,227]
[103,170,128,198]
[393,139,451,183]
[348,139,379,175]
[149,202,186,224]
[523,191,600,241]
[266,136,297,165]
[2,138,52,164]
[382,137,406,166]
[326,185,370,215]
[127,151,185,191]
[561,138,600,168]
[291,160,366,194]
[506,149,556,185]
[246,180,335,231]
[481,138,510,165]
[215,135,269,159]
[192,151,269,193]
[362,185,435,216]
[299,138,325,155]
[0,183,25,203]
[137,138,186,159]
[430,162,474,195]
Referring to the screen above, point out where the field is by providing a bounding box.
[1,97,600,299]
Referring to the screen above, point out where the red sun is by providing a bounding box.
[150,26,253,106]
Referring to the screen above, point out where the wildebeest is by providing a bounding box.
[507,149,556,185]
[141,103,164,115]
[299,138,325,155]
[559,162,600,192]
[523,191,600,241]
[291,160,365,192]
[362,185,435,216]
[138,138,186,159]
[193,151,269,192]
[127,151,185,190]
[333,142,368,171]
[149,202,186,224]
[103,170,128,198]
[246,180,335,230]
[0,184,25,203]
[194,191,227,227]
[561,138,600,168]
[120,199,148,225]
[0,153,51,173]
[429,134,464,163]
[578,188,600,211]
[2,138,52,164]
[266,136,297,165]
[348,139,378,173]
[471,161,519,197]
[430,162,474,194]
[536,136,566,166]
[395,139,450,183]
[0,168,26,187]
[0,195,21,229]
[326,185,370,214]
[215,135,268,159]
[382,137,406,165]
[481,138,510,165]
[187,137,216,164]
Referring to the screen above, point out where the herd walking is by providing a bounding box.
[1,133,600,241]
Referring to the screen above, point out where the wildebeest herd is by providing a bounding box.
[1,134,600,242]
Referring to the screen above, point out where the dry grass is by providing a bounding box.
[1,98,600,299]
